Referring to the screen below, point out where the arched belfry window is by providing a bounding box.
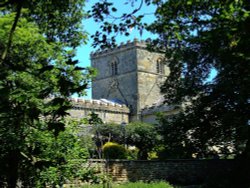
[156,58,165,74]
[110,57,119,75]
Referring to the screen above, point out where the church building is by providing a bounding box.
[69,39,178,124]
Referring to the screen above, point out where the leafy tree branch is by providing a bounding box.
[1,0,22,61]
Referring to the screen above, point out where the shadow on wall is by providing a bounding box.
[105,159,250,187]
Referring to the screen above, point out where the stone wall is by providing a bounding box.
[87,159,241,185]
[91,41,138,117]
[136,47,169,111]
[68,99,130,124]
[91,39,170,121]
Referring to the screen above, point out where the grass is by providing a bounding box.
[80,181,173,188]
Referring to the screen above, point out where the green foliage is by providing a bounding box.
[86,112,104,125]
[114,181,173,188]
[91,122,161,160]
[126,122,161,160]
[148,0,250,159]
[90,0,249,160]
[0,1,93,186]
[89,0,152,49]
[93,123,124,145]
[91,0,249,160]
[91,123,122,159]
[80,181,173,188]
[126,147,139,160]
[33,123,89,187]
[1,0,87,49]
[102,142,127,159]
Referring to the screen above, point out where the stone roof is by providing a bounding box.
[141,96,179,115]
[141,104,178,115]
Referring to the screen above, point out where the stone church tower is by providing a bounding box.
[91,39,169,121]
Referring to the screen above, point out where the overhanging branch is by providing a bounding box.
[0,0,17,8]
[0,0,12,7]
[1,1,22,62]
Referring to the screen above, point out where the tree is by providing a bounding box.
[148,0,250,159]
[126,122,161,160]
[88,0,152,49]
[93,123,123,143]
[91,122,160,160]
[91,123,123,159]
[0,1,92,187]
[0,0,87,61]
[23,120,89,187]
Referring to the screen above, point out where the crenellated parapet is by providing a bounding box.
[69,98,130,114]
[90,38,148,59]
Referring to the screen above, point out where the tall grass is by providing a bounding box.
[80,181,173,188]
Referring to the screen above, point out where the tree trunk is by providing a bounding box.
[7,150,19,188]
[138,150,148,160]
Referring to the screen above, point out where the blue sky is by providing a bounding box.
[75,0,156,99]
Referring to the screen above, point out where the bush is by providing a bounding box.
[127,146,139,160]
[32,122,90,187]
[126,122,161,160]
[102,142,127,159]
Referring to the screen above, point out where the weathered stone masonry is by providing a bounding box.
[91,39,171,122]
[68,98,130,124]
[69,39,176,124]
[87,159,240,185]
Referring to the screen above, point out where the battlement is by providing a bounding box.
[90,38,148,59]
[70,98,130,114]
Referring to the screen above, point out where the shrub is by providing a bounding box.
[127,146,139,160]
[102,142,127,159]
[126,122,161,160]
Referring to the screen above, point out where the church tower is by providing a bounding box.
[91,39,169,121]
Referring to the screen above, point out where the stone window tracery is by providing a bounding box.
[111,57,118,75]
[156,58,165,74]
